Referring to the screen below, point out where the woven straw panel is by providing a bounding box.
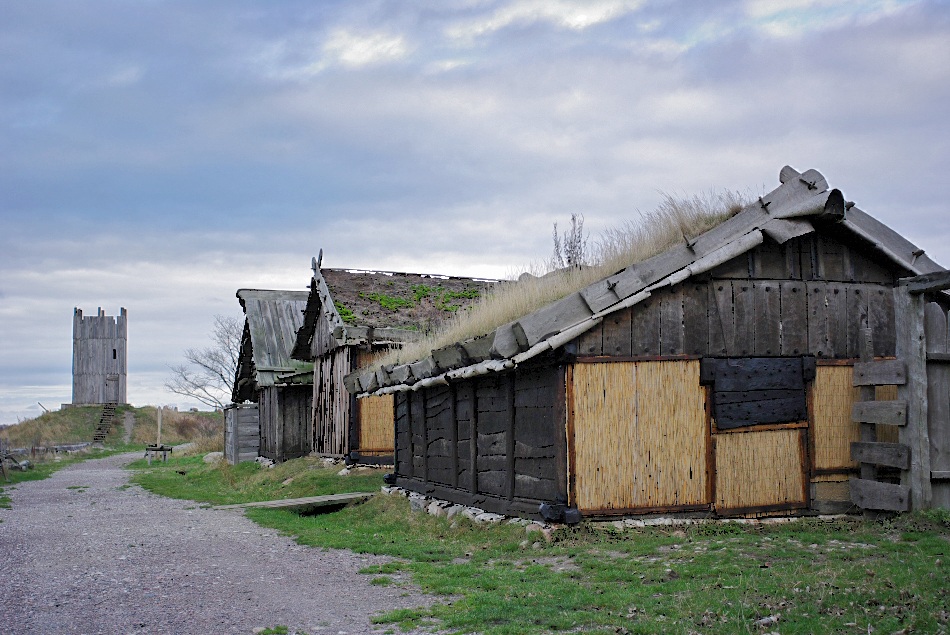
[715,428,806,511]
[572,360,708,512]
[358,394,395,453]
[811,365,860,471]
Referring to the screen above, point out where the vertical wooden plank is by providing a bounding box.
[732,282,754,356]
[870,285,896,358]
[711,281,733,355]
[449,385,459,489]
[506,374,516,501]
[895,286,933,509]
[552,365,569,503]
[565,364,576,507]
[846,286,869,358]
[817,235,846,281]
[631,295,661,356]
[576,322,604,356]
[925,303,950,508]
[780,281,807,355]
[784,239,803,280]
[825,284,847,358]
[660,287,685,356]
[602,308,632,357]
[753,281,780,355]
[857,329,877,484]
[421,389,429,486]
[468,382,478,495]
[707,281,727,355]
[683,283,709,356]
[753,243,787,279]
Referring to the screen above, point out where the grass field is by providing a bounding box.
[131,454,950,635]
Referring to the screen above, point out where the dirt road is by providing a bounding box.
[0,453,434,634]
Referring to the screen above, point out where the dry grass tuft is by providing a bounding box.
[379,191,746,367]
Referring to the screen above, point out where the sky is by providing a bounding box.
[2,0,949,426]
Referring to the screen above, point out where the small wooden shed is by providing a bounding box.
[291,257,492,464]
[224,403,260,464]
[347,166,947,521]
[232,289,312,463]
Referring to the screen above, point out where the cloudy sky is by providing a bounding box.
[2,0,948,425]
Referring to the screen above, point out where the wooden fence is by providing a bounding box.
[850,272,950,511]
[224,403,259,464]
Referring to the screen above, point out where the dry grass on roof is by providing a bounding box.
[377,191,747,367]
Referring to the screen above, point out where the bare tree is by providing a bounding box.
[551,213,589,270]
[165,314,242,410]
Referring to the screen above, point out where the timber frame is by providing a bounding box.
[291,254,493,464]
[349,166,948,522]
[232,289,312,463]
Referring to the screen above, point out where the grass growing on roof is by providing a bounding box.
[379,190,746,367]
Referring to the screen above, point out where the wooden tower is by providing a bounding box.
[72,307,128,405]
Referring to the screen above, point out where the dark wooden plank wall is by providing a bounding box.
[259,385,313,462]
[394,365,565,516]
[310,311,340,360]
[577,235,898,359]
[313,347,352,455]
[280,385,314,460]
[259,387,279,460]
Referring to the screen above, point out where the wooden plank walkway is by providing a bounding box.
[213,492,374,513]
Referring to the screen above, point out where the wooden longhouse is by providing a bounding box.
[347,166,950,522]
[291,256,492,464]
[232,289,312,463]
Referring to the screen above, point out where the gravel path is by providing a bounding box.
[0,453,436,635]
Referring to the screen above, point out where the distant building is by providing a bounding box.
[72,307,128,405]
[232,289,312,463]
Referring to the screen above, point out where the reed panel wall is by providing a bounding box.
[714,428,807,513]
[811,365,860,472]
[811,366,900,473]
[571,360,708,513]
[358,394,394,456]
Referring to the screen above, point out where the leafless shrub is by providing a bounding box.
[551,213,589,270]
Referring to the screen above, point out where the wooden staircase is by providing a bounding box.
[92,403,118,443]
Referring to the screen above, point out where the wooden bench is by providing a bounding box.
[145,444,174,464]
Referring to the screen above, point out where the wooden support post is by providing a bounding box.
[895,283,933,510]
[468,383,478,496]
[449,385,458,490]
[506,374,516,502]
[857,329,876,483]
[156,406,163,447]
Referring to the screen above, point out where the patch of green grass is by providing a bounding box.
[411,284,482,312]
[334,301,358,325]
[129,455,383,506]
[133,460,950,635]
[361,292,415,312]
